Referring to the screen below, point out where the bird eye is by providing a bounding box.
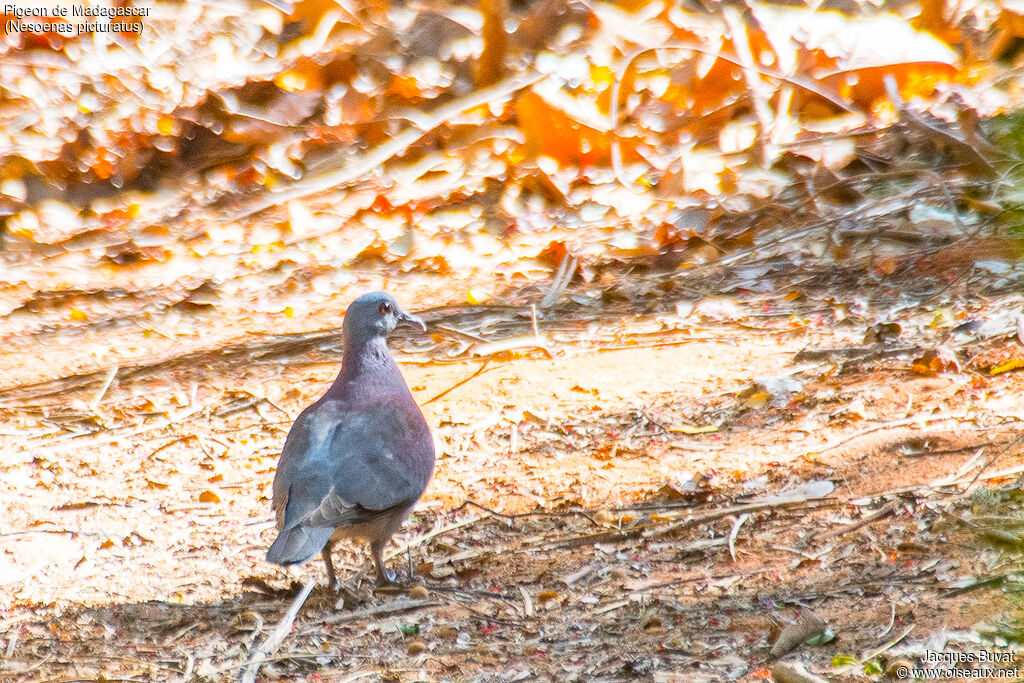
[379,301,393,315]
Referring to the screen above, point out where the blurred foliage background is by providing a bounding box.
[4,0,1024,318]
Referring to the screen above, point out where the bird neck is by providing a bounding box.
[333,336,403,389]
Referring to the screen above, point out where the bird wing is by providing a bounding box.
[268,396,433,559]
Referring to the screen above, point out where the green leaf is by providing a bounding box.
[863,660,884,676]
[831,654,858,668]
[806,627,836,646]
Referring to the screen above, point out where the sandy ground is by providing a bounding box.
[1,278,1022,681]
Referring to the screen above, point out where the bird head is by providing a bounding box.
[343,291,426,343]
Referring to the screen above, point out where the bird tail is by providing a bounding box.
[266,525,334,565]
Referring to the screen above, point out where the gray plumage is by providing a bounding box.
[266,291,434,585]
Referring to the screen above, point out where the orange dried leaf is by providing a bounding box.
[516,89,614,166]
[390,73,422,99]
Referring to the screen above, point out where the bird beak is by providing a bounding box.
[398,310,427,333]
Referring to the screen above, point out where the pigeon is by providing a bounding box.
[266,291,434,586]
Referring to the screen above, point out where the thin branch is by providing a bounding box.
[320,598,440,625]
[239,578,315,683]
[421,360,492,406]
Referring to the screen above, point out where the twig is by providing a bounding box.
[540,254,577,309]
[451,499,603,527]
[339,673,387,683]
[239,578,315,683]
[5,629,17,659]
[89,365,118,411]
[32,404,204,451]
[470,334,552,359]
[975,463,1024,483]
[727,513,750,563]
[432,590,522,625]
[434,324,487,343]
[594,599,630,615]
[940,573,1007,598]
[0,528,108,539]
[804,414,966,459]
[561,564,600,586]
[180,653,195,682]
[859,624,915,664]
[821,501,899,539]
[541,496,832,551]
[964,431,1024,490]
[320,598,440,625]
[930,447,985,488]
[421,360,492,406]
[150,434,196,458]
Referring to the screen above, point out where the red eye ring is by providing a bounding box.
[379,301,393,315]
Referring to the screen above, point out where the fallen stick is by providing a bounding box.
[239,578,316,683]
[89,365,119,411]
[321,598,439,625]
[540,497,833,551]
[421,360,492,406]
[820,501,900,540]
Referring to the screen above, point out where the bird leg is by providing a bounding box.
[321,541,338,588]
[322,540,362,607]
[371,538,401,585]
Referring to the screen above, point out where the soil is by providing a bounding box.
[1,268,1022,682]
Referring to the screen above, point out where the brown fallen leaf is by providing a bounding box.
[229,610,263,635]
[770,661,832,683]
[865,321,902,344]
[769,611,826,659]
[910,346,960,376]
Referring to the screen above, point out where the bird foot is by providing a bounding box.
[374,566,413,588]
